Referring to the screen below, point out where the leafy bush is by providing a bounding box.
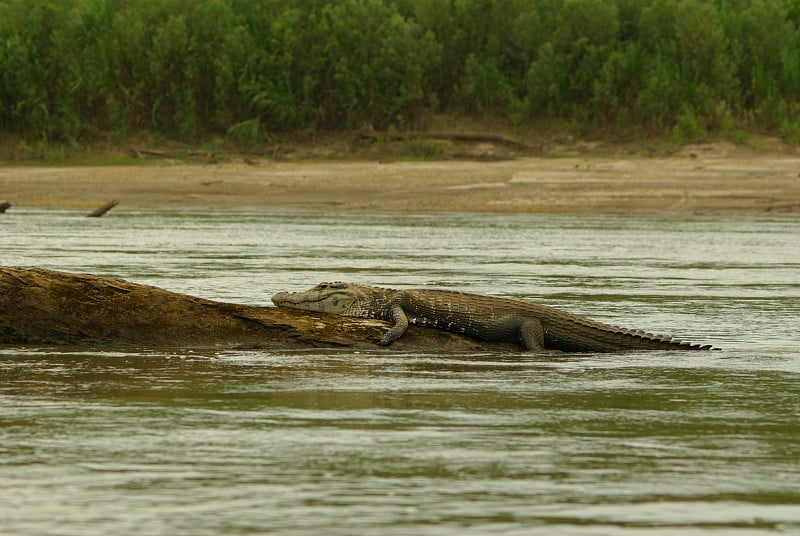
[2,0,800,143]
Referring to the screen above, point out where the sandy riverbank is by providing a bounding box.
[2,143,799,215]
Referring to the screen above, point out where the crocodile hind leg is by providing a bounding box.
[519,318,545,351]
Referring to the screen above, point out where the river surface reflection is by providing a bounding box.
[2,208,799,534]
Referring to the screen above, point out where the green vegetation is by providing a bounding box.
[2,0,800,145]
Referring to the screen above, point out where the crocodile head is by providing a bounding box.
[272,282,377,316]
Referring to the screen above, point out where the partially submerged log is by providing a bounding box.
[0,267,516,351]
[87,200,118,217]
[0,201,11,213]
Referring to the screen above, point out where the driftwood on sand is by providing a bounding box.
[0,266,514,351]
[87,200,119,217]
[354,130,536,152]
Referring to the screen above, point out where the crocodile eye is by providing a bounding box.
[316,281,348,291]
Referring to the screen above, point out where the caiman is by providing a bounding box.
[271,282,718,352]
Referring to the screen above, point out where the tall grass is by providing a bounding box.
[2,0,800,143]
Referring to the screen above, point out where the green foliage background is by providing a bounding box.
[2,0,800,143]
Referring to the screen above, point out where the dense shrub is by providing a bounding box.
[2,0,800,142]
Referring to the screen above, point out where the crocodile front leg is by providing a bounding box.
[377,304,409,345]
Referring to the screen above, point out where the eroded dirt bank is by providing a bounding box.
[2,144,799,215]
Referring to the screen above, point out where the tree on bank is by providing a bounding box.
[1,0,799,144]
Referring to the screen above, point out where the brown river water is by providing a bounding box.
[2,208,799,535]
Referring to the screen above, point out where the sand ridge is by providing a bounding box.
[2,149,799,215]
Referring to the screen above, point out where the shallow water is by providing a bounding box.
[2,208,799,535]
